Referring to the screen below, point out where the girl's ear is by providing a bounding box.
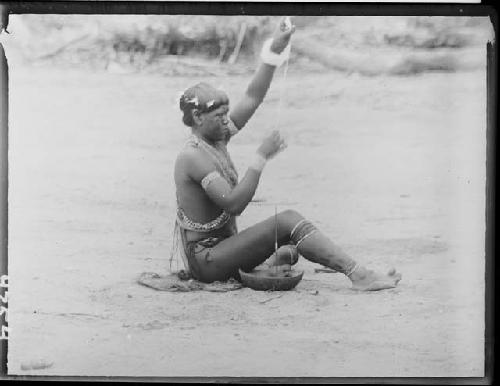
[191,109,202,126]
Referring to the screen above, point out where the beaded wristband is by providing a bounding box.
[260,38,291,67]
[249,153,267,172]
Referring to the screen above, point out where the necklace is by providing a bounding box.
[187,134,239,188]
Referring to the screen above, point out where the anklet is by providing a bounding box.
[345,263,359,277]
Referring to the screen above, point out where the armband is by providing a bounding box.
[260,38,291,67]
[249,153,267,173]
[201,171,223,191]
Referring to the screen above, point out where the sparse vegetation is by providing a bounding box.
[8,15,493,75]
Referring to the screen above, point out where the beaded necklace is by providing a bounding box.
[187,134,238,188]
[175,134,239,233]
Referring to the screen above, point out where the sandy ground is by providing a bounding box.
[5,59,486,377]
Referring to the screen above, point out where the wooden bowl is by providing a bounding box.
[238,267,304,291]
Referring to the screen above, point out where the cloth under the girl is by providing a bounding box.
[137,271,243,292]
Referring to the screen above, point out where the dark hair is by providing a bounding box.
[179,82,229,127]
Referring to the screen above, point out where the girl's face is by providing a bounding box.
[198,104,230,143]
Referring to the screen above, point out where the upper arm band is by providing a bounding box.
[201,171,223,191]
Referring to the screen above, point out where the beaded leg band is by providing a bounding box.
[290,219,318,248]
[290,219,359,277]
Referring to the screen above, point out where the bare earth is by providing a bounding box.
[7,63,485,377]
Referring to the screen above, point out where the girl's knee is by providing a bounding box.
[279,209,304,230]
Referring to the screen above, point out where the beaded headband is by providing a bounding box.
[179,84,229,114]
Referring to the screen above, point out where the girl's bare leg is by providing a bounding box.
[194,209,401,290]
[295,231,402,291]
[191,210,302,282]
